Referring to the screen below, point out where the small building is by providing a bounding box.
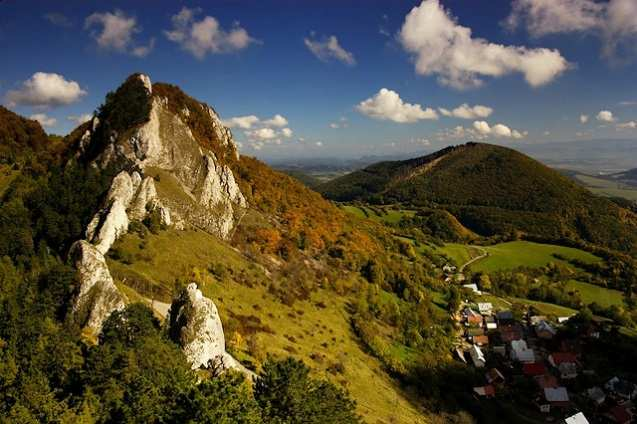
[462,284,482,294]
[477,302,493,315]
[511,339,535,363]
[464,308,483,326]
[605,377,637,400]
[548,352,578,368]
[492,345,506,356]
[499,324,523,342]
[485,368,505,385]
[466,327,485,337]
[558,362,578,380]
[607,405,632,424]
[565,412,590,424]
[535,374,559,389]
[496,310,514,324]
[443,264,456,274]
[473,385,495,398]
[473,335,489,346]
[544,387,570,407]
[535,320,556,339]
[587,387,606,405]
[523,362,547,377]
[469,345,486,368]
[485,315,497,330]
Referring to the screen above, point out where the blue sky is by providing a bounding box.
[1,0,637,159]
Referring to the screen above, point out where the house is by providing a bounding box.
[535,374,559,389]
[548,352,578,367]
[492,345,506,356]
[605,377,637,400]
[499,324,523,342]
[523,362,547,377]
[464,308,483,326]
[587,387,606,405]
[485,316,497,330]
[511,339,535,363]
[544,387,570,407]
[455,348,467,363]
[477,302,493,315]
[469,345,486,368]
[535,320,556,339]
[557,316,572,324]
[462,283,481,294]
[443,264,456,274]
[496,310,514,324]
[558,362,578,380]
[529,315,547,326]
[607,405,632,424]
[473,335,489,346]
[565,412,590,424]
[485,368,505,385]
[466,327,485,337]
[473,385,495,398]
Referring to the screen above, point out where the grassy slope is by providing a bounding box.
[564,280,624,308]
[107,229,427,424]
[468,241,600,273]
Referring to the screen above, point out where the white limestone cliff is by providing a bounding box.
[168,283,254,378]
[70,241,126,333]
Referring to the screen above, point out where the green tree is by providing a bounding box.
[255,357,360,424]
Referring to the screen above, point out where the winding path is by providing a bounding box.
[459,246,488,272]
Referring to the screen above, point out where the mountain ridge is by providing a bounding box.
[319,142,637,253]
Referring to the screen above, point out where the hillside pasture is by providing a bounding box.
[564,280,624,308]
[467,241,600,273]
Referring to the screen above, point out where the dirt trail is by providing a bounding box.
[459,246,488,272]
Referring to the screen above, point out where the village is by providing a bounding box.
[453,288,637,424]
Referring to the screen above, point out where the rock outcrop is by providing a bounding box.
[168,283,254,378]
[70,241,126,333]
[69,73,247,337]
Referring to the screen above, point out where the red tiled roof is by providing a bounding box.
[550,352,577,365]
[535,374,559,389]
[523,362,547,376]
[609,405,631,424]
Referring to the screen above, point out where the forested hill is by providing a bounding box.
[318,143,637,254]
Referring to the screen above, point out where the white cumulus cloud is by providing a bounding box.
[164,7,258,59]
[85,10,154,57]
[439,103,493,119]
[5,72,86,107]
[596,110,615,122]
[617,121,637,129]
[30,113,57,128]
[505,0,637,60]
[399,0,569,89]
[263,114,288,127]
[304,34,356,65]
[223,115,260,129]
[281,128,293,138]
[356,88,438,123]
[472,121,526,139]
[580,114,589,123]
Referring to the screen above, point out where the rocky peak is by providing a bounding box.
[68,73,248,336]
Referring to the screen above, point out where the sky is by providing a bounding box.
[1,0,637,160]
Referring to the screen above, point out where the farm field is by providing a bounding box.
[466,241,600,273]
[564,280,624,308]
[574,173,637,201]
